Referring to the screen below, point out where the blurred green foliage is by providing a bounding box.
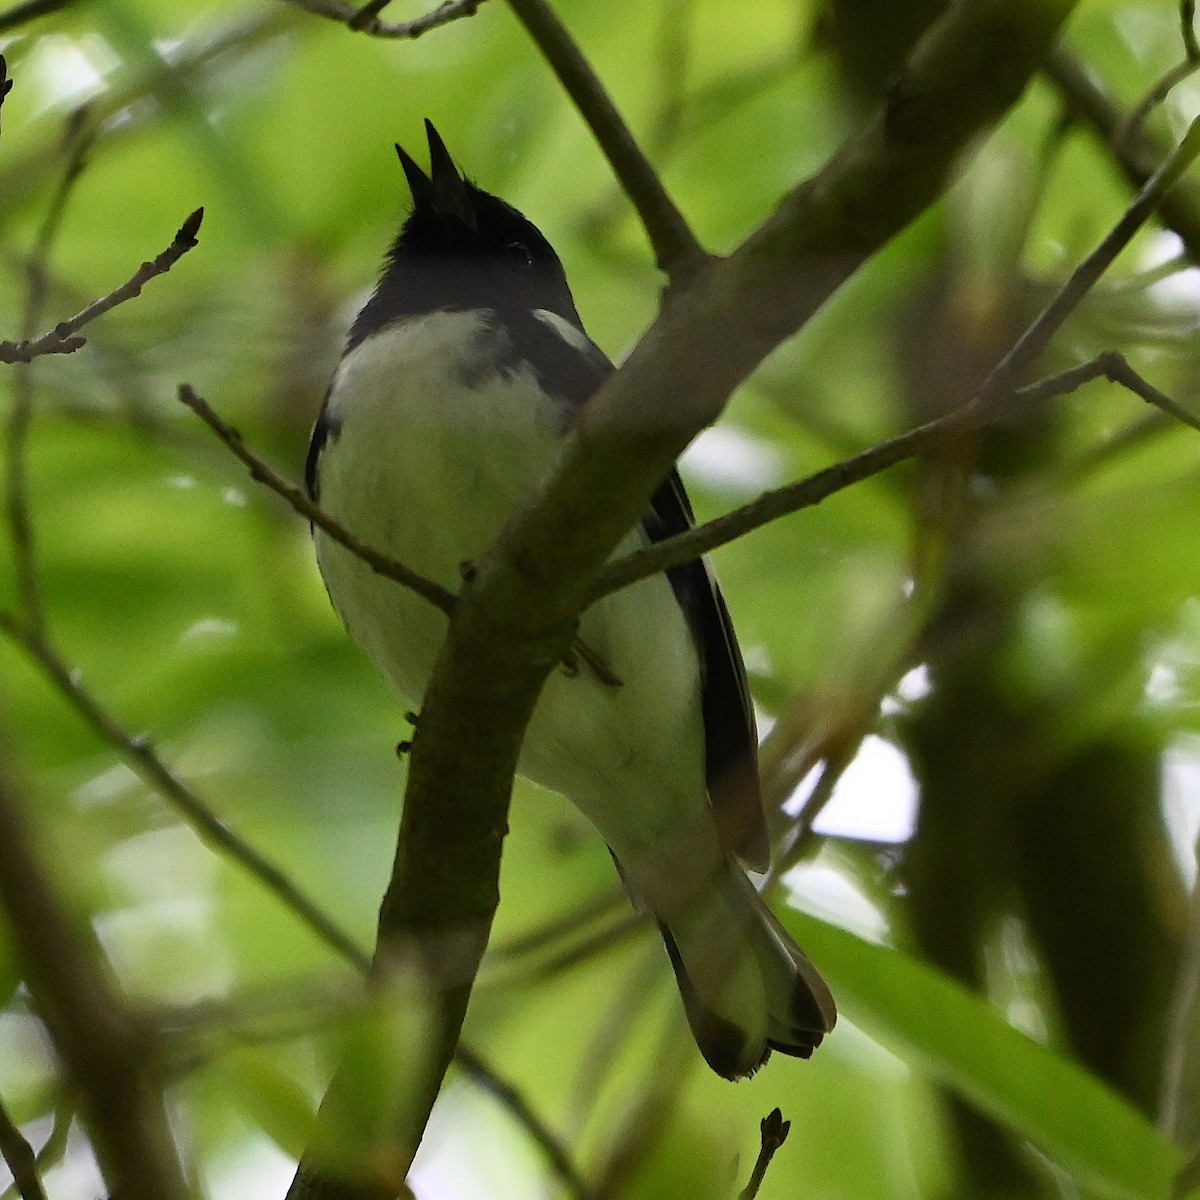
[2,0,1200,1197]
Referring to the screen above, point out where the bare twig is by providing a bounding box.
[0,757,189,1200]
[738,1109,790,1200]
[774,743,860,875]
[0,1098,47,1200]
[591,347,1200,608]
[282,0,486,39]
[504,0,707,280]
[0,209,203,364]
[178,385,615,687]
[487,887,626,964]
[455,1046,595,1200]
[0,614,371,972]
[0,1102,71,1200]
[979,113,1200,405]
[1116,1,1200,148]
[1045,49,1200,259]
[0,615,588,1198]
[178,385,456,614]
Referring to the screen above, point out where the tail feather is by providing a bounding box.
[658,867,835,1080]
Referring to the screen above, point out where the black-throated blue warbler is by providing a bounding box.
[306,122,835,1079]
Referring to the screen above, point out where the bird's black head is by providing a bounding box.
[347,121,583,350]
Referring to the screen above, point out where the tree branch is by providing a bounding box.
[0,0,70,34]
[0,612,371,970]
[177,386,455,614]
[178,385,619,686]
[1045,48,1200,258]
[281,0,486,39]
[455,1047,595,1200]
[288,4,1084,1198]
[0,754,189,1200]
[0,209,203,364]
[588,96,1200,604]
[589,353,1200,598]
[0,1097,47,1200]
[1116,0,1199,147]
[504,0,707,279]
[0,1103,71,1200]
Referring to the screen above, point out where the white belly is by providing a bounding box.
[314,313,715,872]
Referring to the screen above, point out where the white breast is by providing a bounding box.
[314,311,715,874]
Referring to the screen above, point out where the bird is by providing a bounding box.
[305,121,836,1079]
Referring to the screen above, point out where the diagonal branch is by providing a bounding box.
[1045,48,1200,258]
[0,1097,47,1200]
[0,1102,71,1200]
[976,112,1200,403]
[589,352,1200,599]
[177,386,455,613]
[588,98,1200,603]
[504,0,707,279]
[0,612,371,970]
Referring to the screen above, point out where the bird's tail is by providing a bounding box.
[657,866,836,1080]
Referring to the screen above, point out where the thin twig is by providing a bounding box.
[980,114,1200,405]
[504,0,708,280]
[0,209,203,364]
[1045,48,1200,259]
[179,385,612,685]
[0,1102,71,1200]
[1116,1,1200,149]
[738,1109,790,1200]
[282,0,485,39]
[0,614,371,972]
[0,1097,48,1200]
[773,743,860,877]
[455,1046,595,1200]
[487,887,626,964]
[178,385,456,614]
[0,611,587,1194]
[589,354,1200,607]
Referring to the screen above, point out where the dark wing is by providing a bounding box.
[511,310,769,870]
[305,387,338,502]
[644,474,770,872]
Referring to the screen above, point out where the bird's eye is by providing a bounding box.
[507,241,535,268]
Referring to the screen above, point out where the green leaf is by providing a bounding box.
[789,912,1182,1200]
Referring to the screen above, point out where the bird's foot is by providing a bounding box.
[396,710,420,757]
[565,637,623,688]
